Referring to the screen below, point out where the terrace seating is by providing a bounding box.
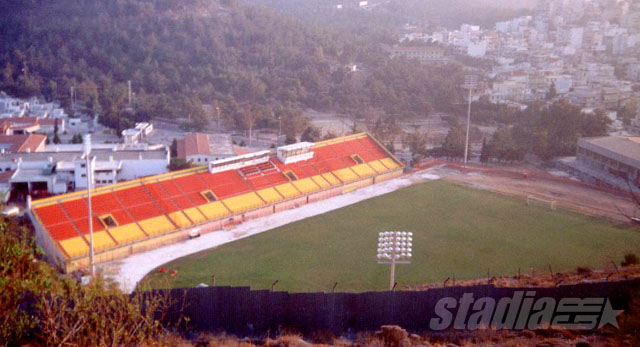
[358,137,389,160]
[48,222,80,241]
[71,217,104,234]
[107,223,147,244]
[264,172,289,186]
[61,198,89,220]
[59,236,88,258]
[198,201,231,220]
[115,185,151,208]
[92,231,117,251]
[247,176,272,189]
[35,203,70,228]
[292,178,321,194]
[202,171,251,199]
[222,192,264,213]
[380,158,400,170]
[332,168,360,183]
[321,173,341,185]
[138,215,175,236]
[183,207,208,224]
[367,160,389,173]
[351,163,377,178]
[310,175,331,189]
[168,211,193,228]
[174,174,210,193]
[256,187,284,204]
[127,203,164,222]
[274,183,301,199]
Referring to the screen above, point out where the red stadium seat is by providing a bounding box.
[35,204,71,227]
[48,222,80,241]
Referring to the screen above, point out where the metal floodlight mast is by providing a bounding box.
[377,231,413,290]
[84,134,95,277]
[462,75,478,167]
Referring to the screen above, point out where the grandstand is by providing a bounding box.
[28,133,404,272]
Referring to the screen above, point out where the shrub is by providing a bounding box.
[622,253,639,267]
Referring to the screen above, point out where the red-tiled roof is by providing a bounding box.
[0,134,46,153]
[177,133,212,158]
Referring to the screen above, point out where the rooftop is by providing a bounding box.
[177,133,212,158]
[579,136,640,167]
[0,134,47,153]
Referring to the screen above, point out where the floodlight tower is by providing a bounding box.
[462,75,478,166]
[377,231,413,290]
[84,135,95,277]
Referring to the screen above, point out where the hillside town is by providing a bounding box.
[397,0,640,121]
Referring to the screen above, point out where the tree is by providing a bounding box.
[52,133,61,144]
[546,82,557,100]
[300,126,321,142]
[170,138,178,158]
[440,123,467,160]
[479,137,491,163]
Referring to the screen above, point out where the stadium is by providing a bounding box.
[27,133,403,273]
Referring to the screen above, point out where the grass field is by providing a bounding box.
[142,180,640,292]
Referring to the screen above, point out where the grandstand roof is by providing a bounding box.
[29,133,402,260]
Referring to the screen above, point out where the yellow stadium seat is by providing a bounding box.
[184,208,207,224]
[199,201,231,220]
[274,183,301,199]
[89,231,117,251]
[59,236,88,258]
[138,215,175,236]
[351,163,376,177]
[108,223,147,244]
[321,173,341,185]
[368,160,388,173]
[168,211,193,228]
[292,178,320,194]
[257,187,284,204]
[380,158,400,170]
[333,168,360,183]
[311,175,331,189]
[223,192,264,213]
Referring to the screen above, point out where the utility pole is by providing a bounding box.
[462,75,478,166]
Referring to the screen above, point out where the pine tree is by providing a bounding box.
[479,137,491,163]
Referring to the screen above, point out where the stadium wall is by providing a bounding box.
[53,168,404,273]
[158,278,640,336]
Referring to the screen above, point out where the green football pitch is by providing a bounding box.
[142,180,640,292]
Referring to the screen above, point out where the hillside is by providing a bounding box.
[0,0,465,135]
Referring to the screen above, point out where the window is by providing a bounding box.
[351,154,364,164]
[99,214,118,228]
[200,190,217,202]
[284,170,298,181]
